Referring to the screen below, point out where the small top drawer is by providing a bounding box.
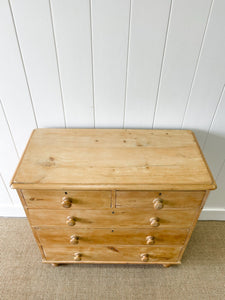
[22,190,112,209]
[116,191,205,209]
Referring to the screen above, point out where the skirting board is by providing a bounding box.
[199,209,225,221]
[0,206,224,220]
[0,206,26,217]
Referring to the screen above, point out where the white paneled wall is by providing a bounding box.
[0,0,225,219]
[124,0,171,128]
[10,0,66,128]
[92,0,130,127]
[153,0,212,128]
[50,0,94,127]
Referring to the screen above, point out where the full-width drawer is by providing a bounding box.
[22,190,112,209]
[116,191,205,209]
[29,209,197,228]
[43,245,182,263]
[36,228,188,247]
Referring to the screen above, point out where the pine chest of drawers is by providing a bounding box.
[11,129,216,267]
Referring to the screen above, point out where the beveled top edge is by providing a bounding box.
[11,182,217,191]
[10,129,217,191]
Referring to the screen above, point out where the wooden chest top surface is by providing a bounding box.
[11,129,216,190]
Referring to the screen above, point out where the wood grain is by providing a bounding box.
[11,129,216,190]
[16,189,46,260]
[177,190,210,262]
[28,208,197,228]
[116,191,205,208]
[22,190,112,209]
[43,245,182,263]
[11,129,216,266]
[36,228,188,246]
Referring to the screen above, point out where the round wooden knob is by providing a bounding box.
[74,252,81,261]
[149,217,160,227]
[140,253,149,262]
[61,197,72,208]
[146,235,155,245]
[153,198,164,210]
[70,235,79,245]
[66,216,76,226]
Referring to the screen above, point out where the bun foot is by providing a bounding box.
[51,263,59,267]
[163,264,172,268]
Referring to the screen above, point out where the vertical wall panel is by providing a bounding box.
[124,0,171,128]
[154,0,212,128]
[0,102,21,207]
[205,162,225,209]
[0,174,12,207]
[182,0,225,147]
[92,0,130,127]
[50,0,94,127]
[203,87,225,178]
[0,0,225,218]
[0,0,36,155]
[10,0,65,128]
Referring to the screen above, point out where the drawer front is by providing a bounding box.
[43,245,182,263]
[22,190,112,209]
[29,209,197,228]
[36,228,188,246]
[116,191,205,209]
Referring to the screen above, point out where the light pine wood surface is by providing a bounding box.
[12,129,216,266]
[116,191,205,208]
[28,208,198,228]
[22,190,112,209]
[35,228,188,247]
[11,129,216,190]
[43,245,182,263]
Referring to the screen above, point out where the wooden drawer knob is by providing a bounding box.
[149,217,160,227]
[70,235,79,245]
[74,252,81,261]
[146,236,155,245]
[140,253,149,262]
[66,216,76,226]
[153,198,164,210]
[61,197,72,208]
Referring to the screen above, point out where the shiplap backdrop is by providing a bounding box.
[0,0,225,219]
